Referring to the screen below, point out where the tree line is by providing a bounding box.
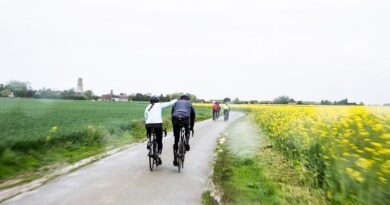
[0,81,203,102]
[0,80,363,105]
[0,81,94,100]
[232,95,361,105]
[128,93,203,102]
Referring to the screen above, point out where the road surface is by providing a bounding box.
[4,112,244,205]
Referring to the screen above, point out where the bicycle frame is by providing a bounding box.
[176,125,194,172]
[147,127,167,171]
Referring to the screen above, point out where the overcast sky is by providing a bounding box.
[1,0,389,104]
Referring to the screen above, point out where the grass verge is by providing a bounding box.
[205,116,326,205]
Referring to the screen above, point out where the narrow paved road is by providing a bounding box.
[5,112,244,205]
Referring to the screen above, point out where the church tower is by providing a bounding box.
[77,78,83,93]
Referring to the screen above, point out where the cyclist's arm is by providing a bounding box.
[144,105,150,121]
[190,106,195,130]
[161,99,177,109]
[171,103,175,115]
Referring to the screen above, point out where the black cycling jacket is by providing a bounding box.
[171,100,195,129]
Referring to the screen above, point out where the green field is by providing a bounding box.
[0,98,211,184]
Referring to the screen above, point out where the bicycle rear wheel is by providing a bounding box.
[178,144,186,172]
[149,150,154,171]
[177,142,182,172]
[149,141,158,171]
[177,157,182,173]
[181,154,185,169]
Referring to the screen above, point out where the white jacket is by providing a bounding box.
[144,99,177,124]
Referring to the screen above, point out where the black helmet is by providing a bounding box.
[149,96,159,103]
[180,94,190,100]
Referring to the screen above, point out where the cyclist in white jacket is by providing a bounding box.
[145,96,177,165]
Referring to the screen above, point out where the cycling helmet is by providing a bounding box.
[180,94,190,100]
[149,96,159,103]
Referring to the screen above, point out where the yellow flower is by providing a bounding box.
[364,147,376,154]
[378,177,387,184]
[327,191,332,199]
[373,124,384,131]
[342,152,350,157]
[355,158,373,169]
[380,133,390,140]
[370,142,382,148]
[378,149,390,155]
[346,167,365,182]
[359,131,370,137]
[381,161,390,174]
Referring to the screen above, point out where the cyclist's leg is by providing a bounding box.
[145,124,151,138]
[153,125,163,165]
[145,124,152,149]
[155,125,163,154]
[172,118,180,165]
[184,119,190,151]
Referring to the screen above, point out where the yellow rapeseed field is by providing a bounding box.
[195,103,390,205]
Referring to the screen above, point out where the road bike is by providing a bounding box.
[176,126,194,172]
[147,128,167,171]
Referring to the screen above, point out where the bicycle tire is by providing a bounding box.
[177,141,182,172]
[149,132,158,171]
[149,149,154,171]
[181,154,185,169]
[178,157,181,173]
[154,142,158,167]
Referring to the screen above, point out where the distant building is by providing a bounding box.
[288,99,297,105]
[301,101,320,105]
[112,94,128,102]
[101,90,128,102]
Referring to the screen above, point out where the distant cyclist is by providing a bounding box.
[171,94,195,166]
[223,103,230,121]
[212,101,220,120]
[144,96,177,165]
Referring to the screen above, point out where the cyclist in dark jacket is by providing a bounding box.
[171,94,195,166]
